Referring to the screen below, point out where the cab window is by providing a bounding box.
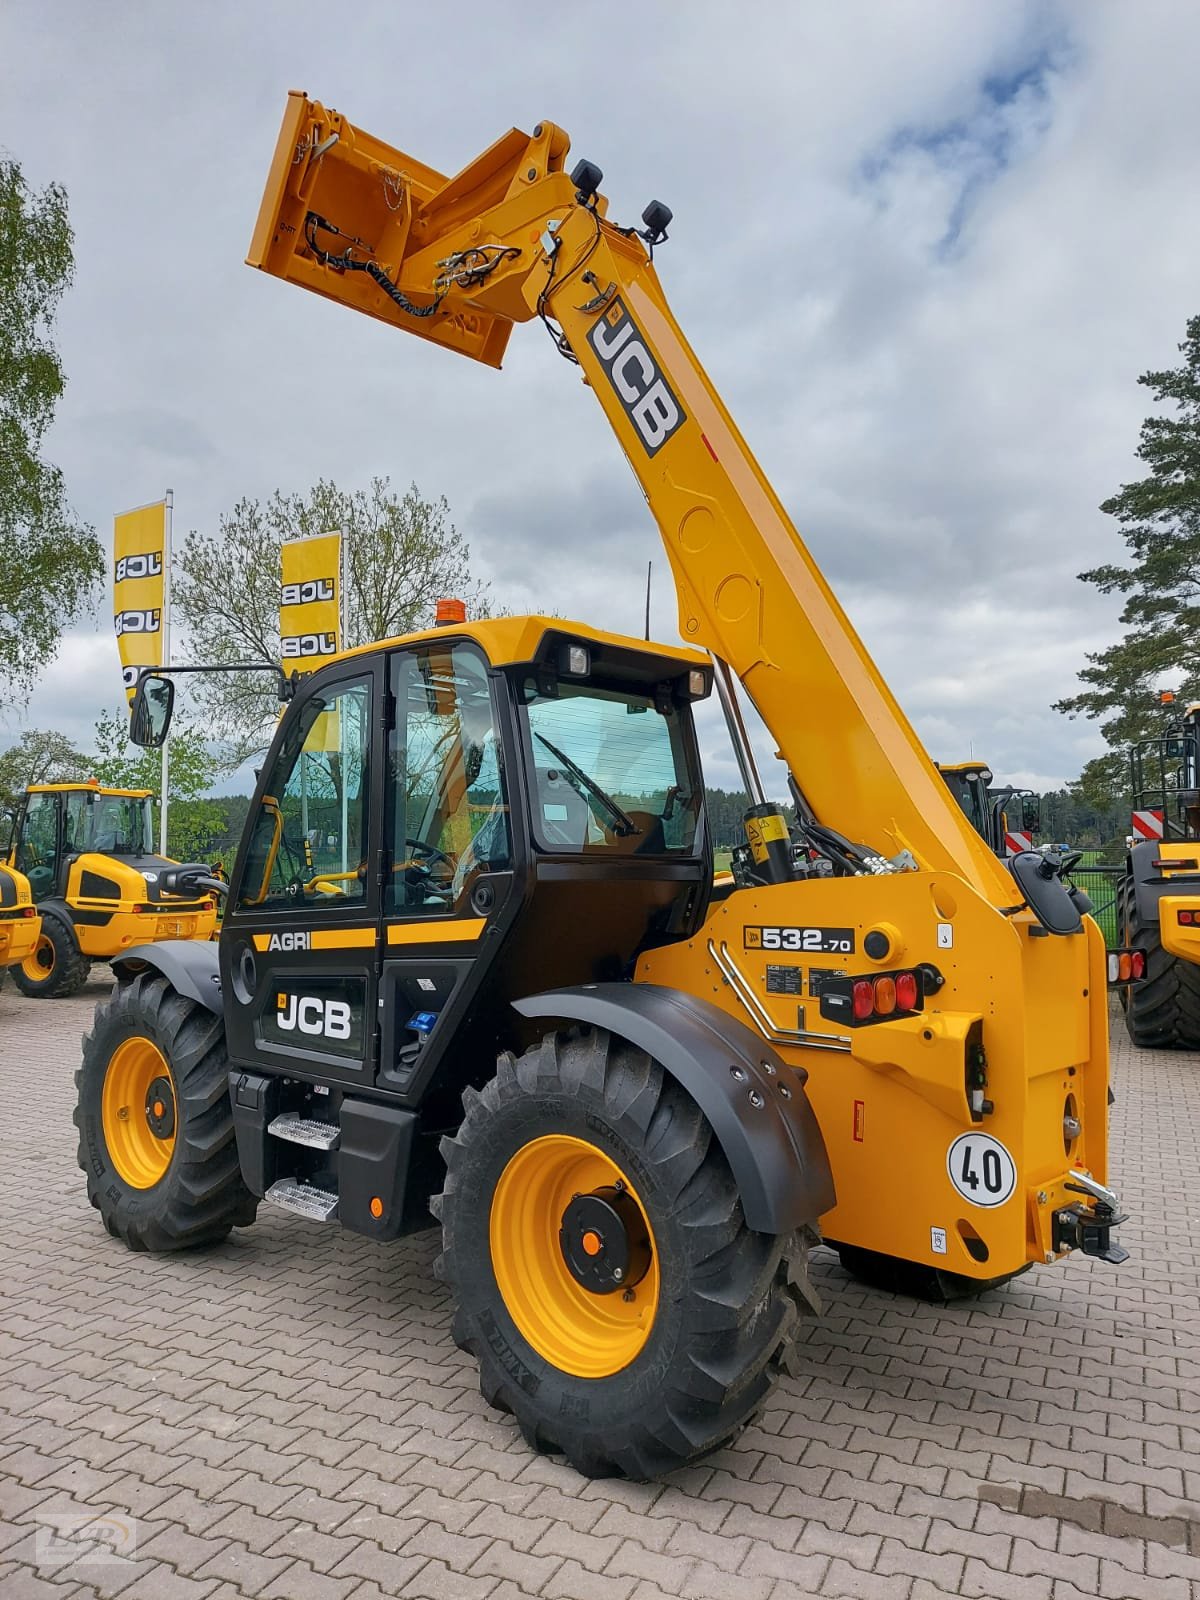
[387,643,510,916]
[519,678,700,855]
[237,677,372,911]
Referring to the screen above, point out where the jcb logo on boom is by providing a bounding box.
[267,931,310,951]
[276,992,352,1040]
[281,631,337,658]
[115,552,163,583]
[114,609,161,636]
[588,298,685,456]
[280,578,335,608]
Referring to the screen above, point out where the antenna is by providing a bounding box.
[644,561,651,640]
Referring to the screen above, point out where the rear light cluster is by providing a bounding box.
[851,971,920,1020]
[819,967,928,1029]
[1107,950,1146,984]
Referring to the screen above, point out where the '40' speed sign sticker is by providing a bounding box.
[946,1133,1017,1208]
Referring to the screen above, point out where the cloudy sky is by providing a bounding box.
[1,2,1195,797]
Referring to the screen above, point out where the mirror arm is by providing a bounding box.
[136,662,295,700]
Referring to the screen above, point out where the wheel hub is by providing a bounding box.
[145,1076,176,1140]
[559,1186,652,1294]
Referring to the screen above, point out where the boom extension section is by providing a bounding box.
[248,94,1012,899]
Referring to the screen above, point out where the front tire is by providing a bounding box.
[11,908,89,998]
[74,973,257,1250]
[435,1027,819,1479]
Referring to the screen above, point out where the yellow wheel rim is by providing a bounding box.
[489,1134,659,1379]
[101,1038,177,1189]
[21,935,54,982]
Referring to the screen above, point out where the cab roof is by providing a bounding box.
[328,615,711,673]
[27,783,154,799]
[936,761,993,778]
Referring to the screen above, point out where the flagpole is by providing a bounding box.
[159,489,173,857]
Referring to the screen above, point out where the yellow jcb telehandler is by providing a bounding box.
[73,98,1124,1480]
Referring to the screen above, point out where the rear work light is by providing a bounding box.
[1107,950,1146,984]
[818,967,933,1028]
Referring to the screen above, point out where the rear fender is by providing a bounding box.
[512,982,835,1235]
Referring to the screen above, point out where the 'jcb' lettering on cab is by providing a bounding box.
[588,299,685,456]
[280,632,337,658]
[115,552,163,583]
[276,993,352,1040]
[267,931,310,951]
[280,579,335,607]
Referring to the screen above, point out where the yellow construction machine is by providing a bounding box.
[73,97,1124,1479]
[1120,701,1200,1047]
[7,780,217,997]
[0,862,41,981]
[937,761,1041,857]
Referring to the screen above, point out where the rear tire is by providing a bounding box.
[10,908,90,998]
[1120,874,1200,1049]
[74,972,257,1250]
[435,1027,820,1480]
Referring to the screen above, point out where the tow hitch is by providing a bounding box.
[1052,1170,1129,1265]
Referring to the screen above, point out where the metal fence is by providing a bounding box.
[1070,864,1124,948]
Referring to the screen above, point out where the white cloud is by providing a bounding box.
[1,0,1194,805]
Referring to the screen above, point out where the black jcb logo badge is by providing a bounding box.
[114,609,161,636]
[588,298,684,455]
[115,552,163,583]
[280,579,335,607]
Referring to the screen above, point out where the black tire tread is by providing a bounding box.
[74,971,257,1251]
[10,907,90,999]
[1121,874,1200,1050]
[434,1027,819,1480]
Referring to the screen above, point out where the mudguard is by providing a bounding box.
[1130,839,1200,924]
[512,982,835,1235]
[112,940,223,1015]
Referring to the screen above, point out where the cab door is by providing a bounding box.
[221,664,384,1088]
[12,791,63,902]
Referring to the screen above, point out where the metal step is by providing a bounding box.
[265,1177,339,1223]
[268,1112,340,1150]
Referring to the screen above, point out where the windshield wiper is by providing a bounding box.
[534,733,642,838]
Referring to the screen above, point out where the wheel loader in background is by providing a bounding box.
[7,780,217,997]
[0,862,41,984]
[1120,701,1200,1047]
[936,761,1040,857]
[75,96,1125,1480]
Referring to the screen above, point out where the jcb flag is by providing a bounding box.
[113,501,167,702]
[280,531,341,673]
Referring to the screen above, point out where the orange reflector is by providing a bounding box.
[369,1197,384,1219]
[581,1230,602,1257]
[873,975,897,1016]
[435,597,467,626]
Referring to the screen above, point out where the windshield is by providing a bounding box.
[519,677,701,855]
[71,794,153,855]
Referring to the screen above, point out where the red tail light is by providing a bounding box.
[852,980,874,1020]
[202,900,215,911]
[895,970,918,1011]
[22,906,36,918]
[1179,909,1196,925]
[1131,951,1146,979]
[873,976,897,1015]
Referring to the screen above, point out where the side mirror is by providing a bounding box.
[1009,849,1082,936]
[130,672,175,748]
[1021,794,1041,833]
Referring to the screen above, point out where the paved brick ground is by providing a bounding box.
[1,970,1197,1600]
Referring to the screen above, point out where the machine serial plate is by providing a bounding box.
[765,965,803,995]
[745,926,855,954]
